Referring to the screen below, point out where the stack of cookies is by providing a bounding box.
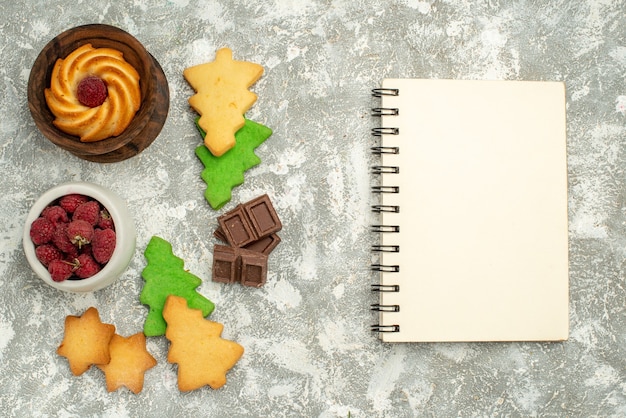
[184,48,272,210]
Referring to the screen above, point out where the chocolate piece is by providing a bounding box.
[213,195,280,287]
[239,250,268,288]
[215,225,280,255]
[211,245,268,287]
[218,194,282,247]
[245,194,282,238]
[219,205,256,247]
[213,226,227,243]
[212,245,239,284]
[243,233,281,255]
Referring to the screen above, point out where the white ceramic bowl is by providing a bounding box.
[23,181,136,292]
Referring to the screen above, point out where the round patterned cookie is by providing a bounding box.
[44,43,141,142]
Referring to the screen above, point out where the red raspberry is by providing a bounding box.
[97,208,114,230]
[66,220,94,248]
[59,194,89,214]
[77,76,108,108]
[41,205,69,225]
[35,244,63,267]
[91,228,116,264]
[74,253,101,279]
[73,200,101,225]
[52,223,77,256]
[30,217,55,245]
[48,259,75,282]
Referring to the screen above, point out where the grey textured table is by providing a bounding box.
[1,1,625,417]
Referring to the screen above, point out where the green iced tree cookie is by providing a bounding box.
[140,236,215,337]
[195,117,272,210]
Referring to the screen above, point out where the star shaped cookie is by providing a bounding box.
[57,307,116,376]
[97,333,157,394]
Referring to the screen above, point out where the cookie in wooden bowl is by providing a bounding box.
[28,24,169,163]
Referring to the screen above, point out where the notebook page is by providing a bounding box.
[376,79,569,342]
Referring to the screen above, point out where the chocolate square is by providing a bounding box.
[239,250,268,287]
[218,205,256,247]
[212,245,239,284]
[243,233,281,255]
[244,194,282,237]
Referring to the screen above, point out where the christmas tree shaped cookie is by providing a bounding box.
[184,47,264,156]
[195,117,272,210]
[163,295,244,391]
[140,236,215,337]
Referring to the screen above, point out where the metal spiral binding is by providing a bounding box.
[372,127,400,136]
[371,146,399,155]
[371,304,400,312]
[371,86,401,335]
[372,88,399,97]
[371,166,400,175]
[371,264,400,273]
[370,324,400,333]
[371,284,400,292]
[372,107,399,116]
[371,225,399,233]
[371,244,400,253]
[371,205,400,213]
[371,185,399,194]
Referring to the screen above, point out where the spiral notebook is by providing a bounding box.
[371,79,569,343]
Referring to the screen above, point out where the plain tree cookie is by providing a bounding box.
[184,47,264,156]
[163,295,244,391]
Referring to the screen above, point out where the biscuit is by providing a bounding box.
[97,333,157,394]
[57,307,116,376]
[44,43,141,142]
[195,117,272,209]
[184,47,264,156]
[140,236,215,336]
[163,295,244,391]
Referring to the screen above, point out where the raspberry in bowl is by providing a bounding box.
[23,182,136,292]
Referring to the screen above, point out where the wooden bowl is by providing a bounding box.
[27,24,169,163]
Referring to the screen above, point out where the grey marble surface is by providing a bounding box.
[1,0,625,417]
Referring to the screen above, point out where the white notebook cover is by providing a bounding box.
[374,79,569,342]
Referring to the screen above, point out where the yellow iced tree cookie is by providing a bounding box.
[163,295,244,391]
[183,47,264,157]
